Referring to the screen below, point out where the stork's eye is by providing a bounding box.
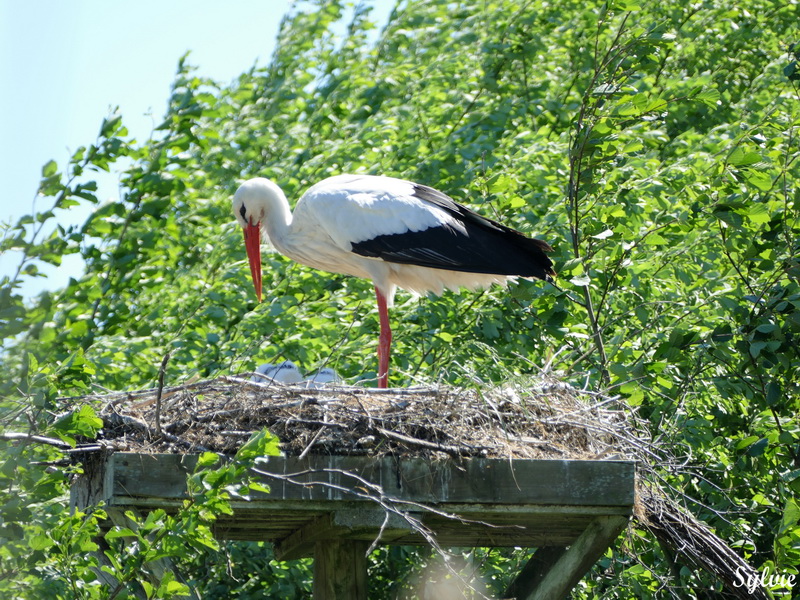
[239,204,248,220]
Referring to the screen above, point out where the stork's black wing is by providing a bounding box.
[350,184,556,281]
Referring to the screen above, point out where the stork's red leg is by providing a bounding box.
[374,287,392,388]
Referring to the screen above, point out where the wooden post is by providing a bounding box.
[70,454,200,600]
[313,540,369,600]
[503,546,566,599]
[504,516,629,600]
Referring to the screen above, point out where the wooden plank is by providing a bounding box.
[262,455,634,505]
[313,540,368,600]
[111,453,195,498]
[519,516,629,600]
[111,497,631,517]
[92,494,627,546]
[69,452,114,510]
[72,453,634,551]
[219,509,612,546]
[105,453,635,507]
[276,514,335,560]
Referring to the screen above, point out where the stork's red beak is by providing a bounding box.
[243,222,262,302]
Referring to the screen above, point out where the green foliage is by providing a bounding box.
[92,435,281,600]
[0,421,282,599]
[180,540,313,599]
[2,0,799,597]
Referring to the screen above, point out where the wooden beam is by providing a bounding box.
[505,516,629,600]
[69,451,114,509]
[276,510,413,560]
[258,455,636,506]
[277,514,335,560]
[72,452,635,567]
[313,540,369,600]
[502,546,566,599]
[100,453,635,507]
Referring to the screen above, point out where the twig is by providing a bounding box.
[298,427,325,460]
[375,427,481,457]
[105,412,213,453]
[0,433,124,455]
[286,418,345,429]
[1,432,72,449]
[154,351,171,436]
[639,488,770,600]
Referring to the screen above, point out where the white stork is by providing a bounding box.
[303,367,342,389]
[250,360,303,384]
[232,174,555,388]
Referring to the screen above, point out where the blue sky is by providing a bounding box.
[0,1,392,298]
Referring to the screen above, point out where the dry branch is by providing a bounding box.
[637,488,770,600]
[1,432,73,449]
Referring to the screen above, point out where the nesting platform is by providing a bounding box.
[69,378,640,599]
[72,452,634,599]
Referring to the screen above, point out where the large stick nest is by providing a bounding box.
[94,376,630,460]
[66,375,767,599]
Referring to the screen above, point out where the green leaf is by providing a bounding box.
[488,174,515,193]
[100,114,123,137]
[747,438,769,457]
[236,429,282,461]
[29,533,54,551]
[644,233,668,245]
[105,527,137,539]
[625,387,644,406]
[164,580,190,595]
[743,170,772,192]
[197,452,220,468]
[49,404,103,446]
[749,341,766,358]
[42,160,58,177]
[736,435,759,450]
[784,60,800,81]
[745,203,770,224]
[611,0,640,10]
[728,148,762,167]
[693,87,720,107]
[248,481,271,495]
[766,381,781,406]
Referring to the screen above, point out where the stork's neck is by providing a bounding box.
[263,189,293,243]
[250,179,293,246]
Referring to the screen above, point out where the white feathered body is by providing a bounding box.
[234,174,554,307]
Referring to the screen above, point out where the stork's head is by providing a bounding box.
[233,178,279,303]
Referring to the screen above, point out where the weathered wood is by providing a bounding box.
[71,452,635,598]
[277,510,413,560]
[70,453,635,550]
[502,546,566,599]
[520,516,630,600]
[69,451,114,510]
[101,453,634,506]
[313,540,369,600]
